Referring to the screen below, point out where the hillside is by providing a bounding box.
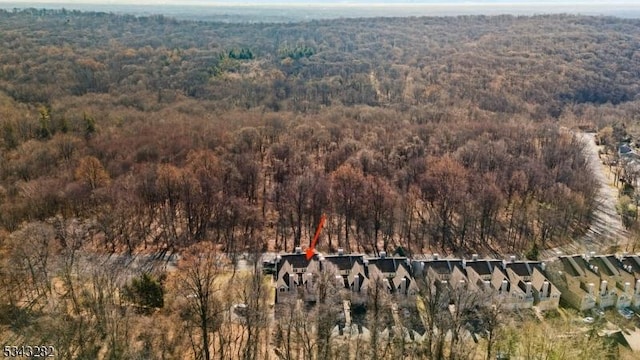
[1,9,640,358]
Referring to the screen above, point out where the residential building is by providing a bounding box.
[554,255,598,310]
[323,250,368,303]
[531,267,561,310]
[367,251,417,296]
[619,255,640,309]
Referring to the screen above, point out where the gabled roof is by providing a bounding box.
[323,254,364,271]
[605,255,622,272]
[506,261,539,278]
[531,268,557,293]
[448,260,464,271]
[559,255,586,277]
[277,253,317,274]
[488,260,505,273]
[621,255,640,274]
[491,266,510,291]
[423,260,453,275]
[466,260,494,276]
[368,257,410,274]
[590,256,619,277]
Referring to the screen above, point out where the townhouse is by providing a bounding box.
[272,250,633,313]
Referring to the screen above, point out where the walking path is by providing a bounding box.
[541,132,630,260]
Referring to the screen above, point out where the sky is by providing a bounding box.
[1,1,638,19]
[0,0,635,4]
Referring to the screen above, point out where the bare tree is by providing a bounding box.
[366,274,393,360]
[313,262,342,360]
[415,275,449,360]
[178,244,225,360]
[5,221,55,305]
[237,269,270,360]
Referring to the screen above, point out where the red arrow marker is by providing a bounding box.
[306,214,326,260]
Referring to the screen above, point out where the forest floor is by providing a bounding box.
[540,131,630,260]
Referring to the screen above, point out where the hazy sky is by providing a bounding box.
[0,0,634,4]
[1,0,637,19]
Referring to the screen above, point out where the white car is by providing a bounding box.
[583,316,595,324]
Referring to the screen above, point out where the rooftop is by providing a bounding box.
[368,257,410,274]
[323,254,365,271]
[277,253,317,273]
[621,255,640,274]
[423,260,454,274]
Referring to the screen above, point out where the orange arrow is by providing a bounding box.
[306,214,326,260]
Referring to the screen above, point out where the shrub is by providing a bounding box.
[122,273,164,312]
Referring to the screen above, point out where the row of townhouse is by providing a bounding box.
[275,248,416,305]
[412,255,561,310]
[273,249,561,311]
[553,253,640,310]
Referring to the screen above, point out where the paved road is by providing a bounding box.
[541,132,629,259]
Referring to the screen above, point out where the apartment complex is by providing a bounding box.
[273,250,640,313]
[273,250,561,311]
[553,254,640,310]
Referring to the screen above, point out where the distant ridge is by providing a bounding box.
[1,1,639,21]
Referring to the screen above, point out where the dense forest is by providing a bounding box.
[1,8,640,359]
[3,9,634,257]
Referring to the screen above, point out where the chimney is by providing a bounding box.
[624,282,631,294]
[501,280,508,293]
[383,279,391,292]
[306,273,313,288]
[295,246,302,254]
[400,278,407,295]
[462,260,467,269]
[338,248,344,256]
[354,275,360,292]
[502,260,507,270]
[541,262,546,271]
[380,251,387,259]
[483,280,491,289]
[636,279,640,295]
[542,281,550,298]
[600,280,608,295]
[590,251,596,258]
[472,254,478,261]
[509,255,516,263]
[525,282,532,296]
[587,283,595,295]
[336,275,344,288]
[432,253,439,260]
